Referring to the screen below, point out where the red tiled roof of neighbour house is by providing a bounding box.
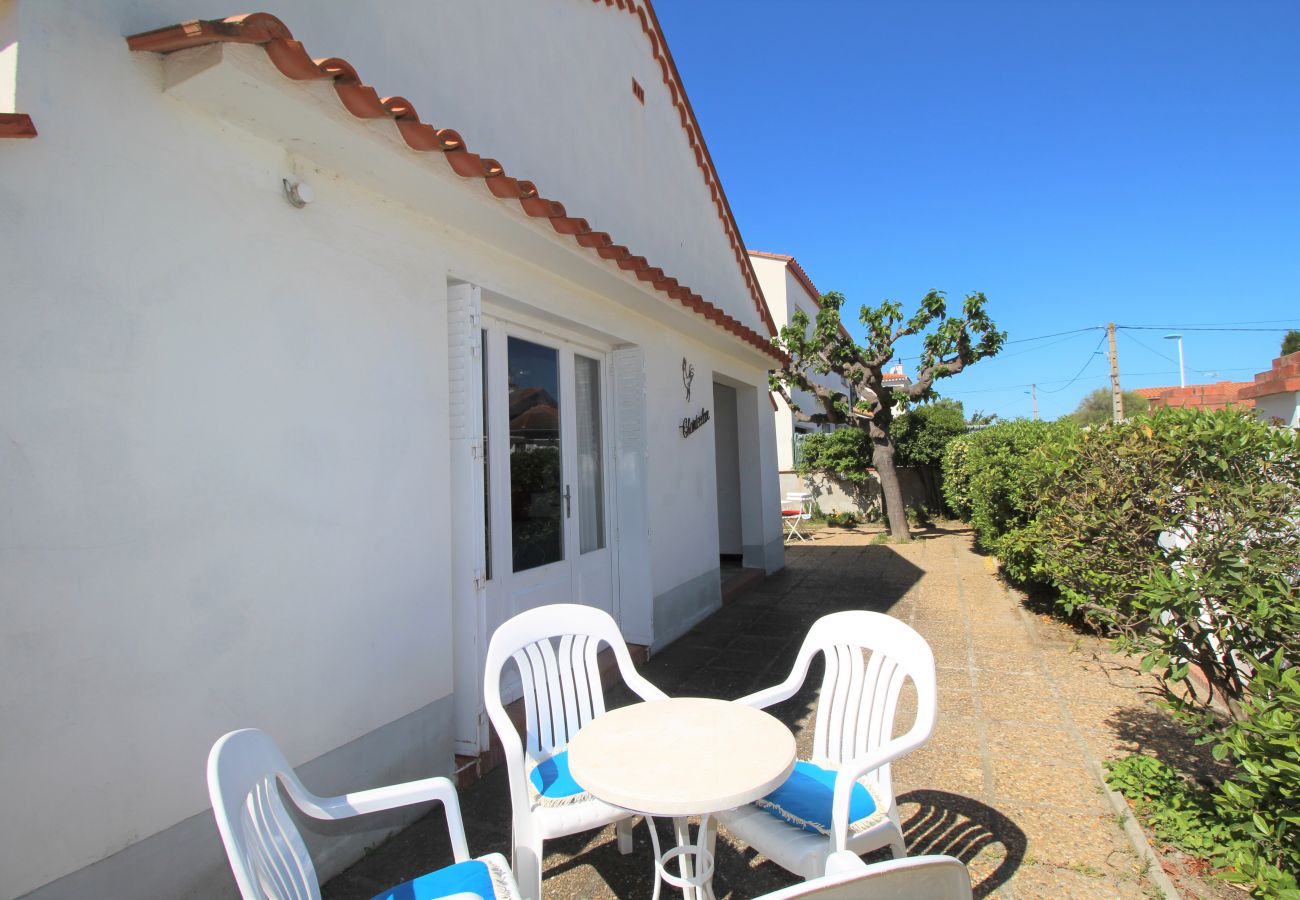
[1239,350,1300,401]
[1136,381,1256,411]
[597,0,777,338]
[747,249,853,341]
[0,113,38,138]
[125,12,784,363]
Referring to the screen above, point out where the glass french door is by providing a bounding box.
[482,322,614,637]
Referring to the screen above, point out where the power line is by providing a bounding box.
[1122,318,1300,327]
[1118,325,1297,332]
[940,366,1260,397]
[1039,334,1108,394]
[1003,326,1103,344]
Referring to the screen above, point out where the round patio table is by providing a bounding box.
[567,697,796,900]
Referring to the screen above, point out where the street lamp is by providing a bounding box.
[1164,333,1185,388]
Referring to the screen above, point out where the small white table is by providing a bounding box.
[568,697,796,899]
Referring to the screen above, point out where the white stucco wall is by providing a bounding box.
[1256,391,1300,428]
[1,3,781,895]
[0,24,459,900]
[97,0,764,337]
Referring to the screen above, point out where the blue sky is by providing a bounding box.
[653,0,1300,419]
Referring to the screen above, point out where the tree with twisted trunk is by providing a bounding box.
[771,289,1005,540]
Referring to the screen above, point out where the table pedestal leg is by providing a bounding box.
[645,815,716,900]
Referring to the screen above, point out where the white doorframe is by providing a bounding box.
[470,310,621,728]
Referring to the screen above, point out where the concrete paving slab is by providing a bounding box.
[324,525,1183,899]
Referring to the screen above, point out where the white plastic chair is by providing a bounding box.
[755,850,972,899]
[783,493,813,542]
[712,611,937,880]
[208,728,518,900]
[484,603,669,900]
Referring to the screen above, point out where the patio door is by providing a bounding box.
[481,320,615,649]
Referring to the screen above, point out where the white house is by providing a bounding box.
[747,251,854,500]
[1241,350,1300,429]
[0,2,785,897]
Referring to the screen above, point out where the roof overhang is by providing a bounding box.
[0,113,37,138]
[127,14,783,368]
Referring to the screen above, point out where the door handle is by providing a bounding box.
[563,484,571,518]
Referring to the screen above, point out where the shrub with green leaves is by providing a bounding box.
[795,427,873,483]
[893,399,968,467]
[1034,408,1299,718]
[952,419,1075,581]
[945,408,1300,892]
[941,434,976,519]
[1211,654,1300,894]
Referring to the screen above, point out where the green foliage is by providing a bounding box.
[1105,754,1235,858]
[940,434,976,519]
[771,287,1004,539]
[893,399,967,467]
[906,502,933,528]
[1283,330,1300,356]
[825,510,859,528]
[795,428,874,483]
[1066,387,1151,426]
[1211,655,1300,893]
[946,406,1300,895]
[1106,737,1300,897]
[947,419,1076,583]
[1035,409,1300,719]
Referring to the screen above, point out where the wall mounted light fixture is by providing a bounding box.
[282,179,314,208]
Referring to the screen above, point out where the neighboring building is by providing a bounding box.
[1241,351,1300,428]
[1135,381,1256,412]
[0,3,786,897]
[747,250,852,500]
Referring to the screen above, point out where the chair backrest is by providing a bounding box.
[800,611,936,792]
[208,729,321,900]
[484,604,657,762]
[755,852,972,900]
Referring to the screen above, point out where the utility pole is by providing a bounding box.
[1031,383,1038,421]
[1107,322,1124,423]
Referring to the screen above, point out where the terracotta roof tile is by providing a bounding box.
[747,249,852,341]
[0,113,37,138]
[1137,381,1256,411]
[1239,350,1300,400]
[126,11,784,363]
[593,0,775,337]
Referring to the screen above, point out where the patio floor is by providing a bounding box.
[324,524,1182,899]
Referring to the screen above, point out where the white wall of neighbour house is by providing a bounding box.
[1256,391,1300,428]
[1,2,780,896]
[749,256,850,486]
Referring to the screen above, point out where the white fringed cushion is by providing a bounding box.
[755,760,887,836]
[526,751,593,807]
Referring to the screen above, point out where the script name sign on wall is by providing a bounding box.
[680,408,710,438]
[679,356,710,438]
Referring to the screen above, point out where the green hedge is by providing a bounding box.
[943,409,1300,895]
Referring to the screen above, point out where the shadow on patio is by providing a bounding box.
[325,527,1160,899]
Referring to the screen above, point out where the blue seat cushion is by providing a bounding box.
[371,858,506,900]
[755,760,886,837]
[527,750,591,805]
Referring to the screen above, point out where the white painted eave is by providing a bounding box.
[152,43,775,369]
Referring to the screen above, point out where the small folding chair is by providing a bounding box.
[782,493,813,542]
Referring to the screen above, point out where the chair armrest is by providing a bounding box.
[824,850,870,876]
[289,775,472,863]
[734,676,801,710]
[829,732,927,851]
[625,671,669,702]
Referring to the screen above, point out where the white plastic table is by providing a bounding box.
[567,697,796,899]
